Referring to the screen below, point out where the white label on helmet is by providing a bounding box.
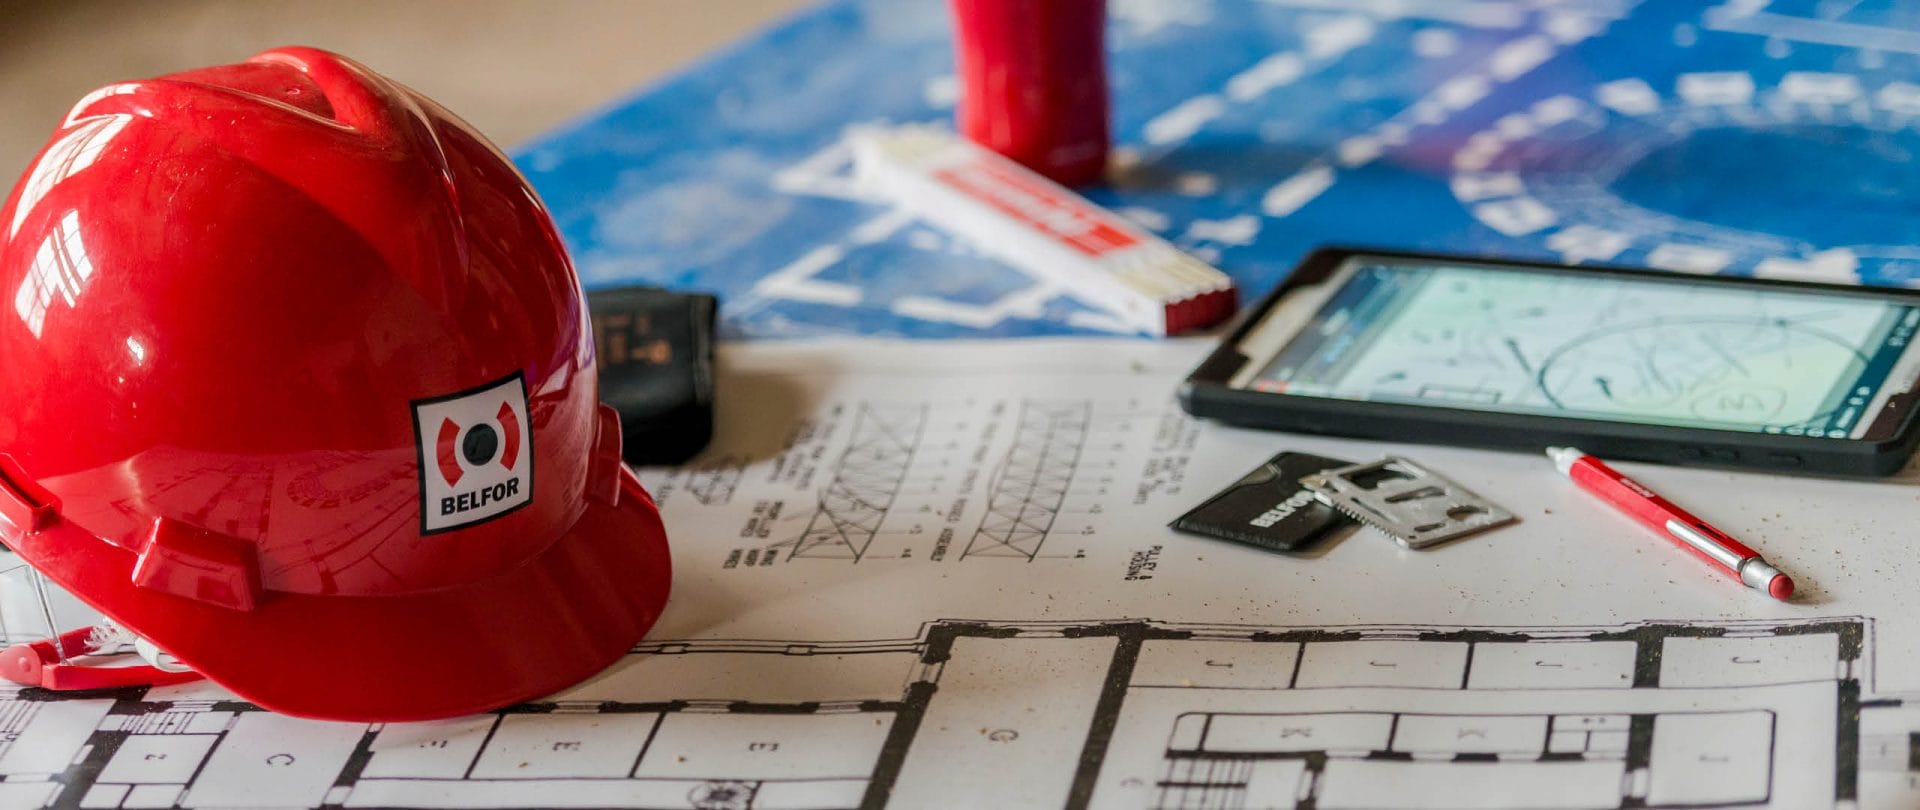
[411,372,535,534]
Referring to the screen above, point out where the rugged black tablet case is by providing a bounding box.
[1180,247,1920,476]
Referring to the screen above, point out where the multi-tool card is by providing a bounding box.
[1300,456,1516,549]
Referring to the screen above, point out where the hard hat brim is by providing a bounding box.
[14,467,672,722]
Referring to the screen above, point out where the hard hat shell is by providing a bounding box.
[0,48,671,721]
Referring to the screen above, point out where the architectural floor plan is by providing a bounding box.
[6,340,1920,809]
[0,617,1893,809]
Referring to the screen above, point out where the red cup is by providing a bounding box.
[950,0,1110,186]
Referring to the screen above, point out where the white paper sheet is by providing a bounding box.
[5,339,1920,809]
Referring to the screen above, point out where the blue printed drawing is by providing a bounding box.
[515,0,1920,339]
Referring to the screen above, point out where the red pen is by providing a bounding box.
[1547,447,1795,601]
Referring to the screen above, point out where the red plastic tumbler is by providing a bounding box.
[949,0,1110,186]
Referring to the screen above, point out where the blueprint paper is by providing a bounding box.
[517,0,1920,339]
[7,339,1920,809]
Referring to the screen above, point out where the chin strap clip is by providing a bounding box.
[1,623,202,691]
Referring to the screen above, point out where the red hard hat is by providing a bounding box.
[0,48,671,720]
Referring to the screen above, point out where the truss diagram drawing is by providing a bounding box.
[962,400,1091,560]
[3,616,1889,810]
[683,456,744,506]
[638,456,749,510]
[772,404,927,561]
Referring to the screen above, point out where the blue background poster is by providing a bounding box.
[516,0,1920,339]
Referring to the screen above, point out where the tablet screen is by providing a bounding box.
[1241,257,1920,438]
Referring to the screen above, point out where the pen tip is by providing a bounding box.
[1768,574,1795,601]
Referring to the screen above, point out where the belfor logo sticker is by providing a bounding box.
[411,372,534,534]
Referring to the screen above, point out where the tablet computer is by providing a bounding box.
[1181,247,1920,476]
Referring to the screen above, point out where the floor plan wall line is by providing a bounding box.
[0,616,1888,810]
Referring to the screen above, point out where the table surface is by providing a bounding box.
[517,0,1920,339]
[10,3,1920,809]
[0,0,804,184]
